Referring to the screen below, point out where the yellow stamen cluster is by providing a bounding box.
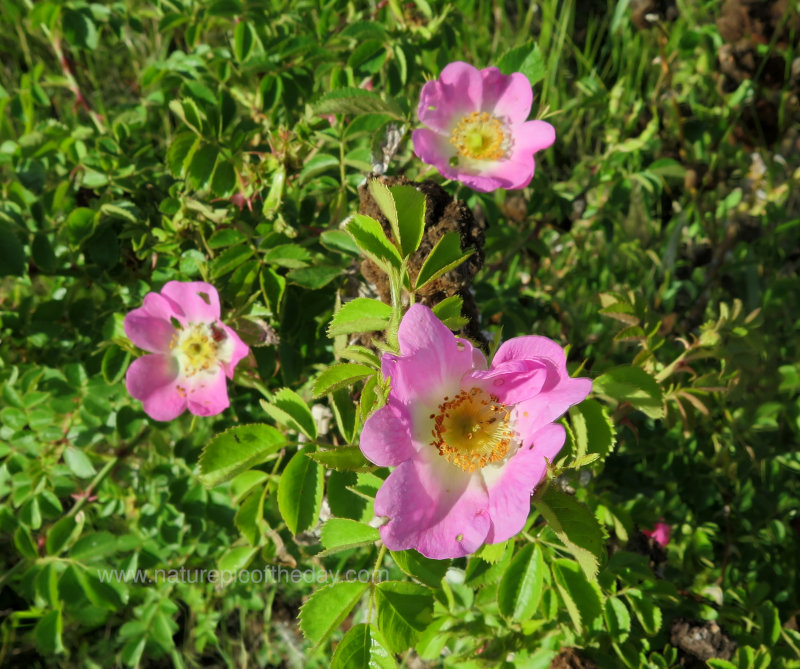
[431,387,514,472]
[170,323,227,377]
[449,111,509,161]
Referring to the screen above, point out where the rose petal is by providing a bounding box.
[161,281,220,323]
[482,423,566,543]
[360,399,416,467]
[125,354,186,421]
[411,128,457,178]
[220,324,250,379]
[515,376,593,445]
[481,68,532,124]
[513,119,556,155]
[185,368,230,417]
[466,359,552,404]
[417,61,483,132]
[381,304,478,404]
[376,452,490,559]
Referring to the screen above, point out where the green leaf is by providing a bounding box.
[64,446,96,479]
[625,588,662,635]
[0,222,26,276]
[319,518,379,555]
[551,558,603,634]
[604,596,631,642]
[233,20,255,61]
[330,387,358,443]
[593,366,664,419]
[34,608,64,655]
[218,545,258,572]
[286,265,341,289]
[299,581,369,648]
[277,446,324,535]
[198,424,286,488]
[211,160,237,198]
[375,581,434,653]
[331,623,396,669]
[209,244,253,279]
[432,295,468,330]
[367,181,426,258]
[414,231,474,291]
[497,543,545,621]
[166,131,196,177]
[69,531,117,562]
[497,41,546,87]
[327,298,392,337]
[307,446,374,472]
[569,399,615,460]
[101,345,130,385]
[465,541,514,587]
[46,514,82,556]
[188,143,219,190]
[390,550,449,588]
[14,525,38,559]
[312,363,374,398]
[534,486,605,580]
[315,87,403,118]
[390,185,426,256]
[346,214,402,272]
[260,388,317,440]
[208,228,246,249]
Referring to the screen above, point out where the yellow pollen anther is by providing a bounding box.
[173,322,228,377]
[431,387,514,472]
[449,111,509,161]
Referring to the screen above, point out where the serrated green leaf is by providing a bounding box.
[211,160,237,197]
[307,446,374,472]
[277,445,323,535]
[569,399,615,460]
[346,213,402,272]
[198,424,286,487]
[625,588,662,635]
[34,608,64,655]
[390,550,449,588]
[375,581,434,653]
[328,298,393,337]
[497,41,546,87]
[286,265,341,289]
[604,596,631,642]
[535,487,605,580]
[497,543,545,621]
[312,363,374,398]
[415,231,474,291]
[188,143,219,190]
[551,558,603,634]
[299,581,369,648]
[315,87,403,118]
[390,185,426,257]
[319,518,379,555]
[431,295,467,330]
[593,366,664,419]
[331,623,396,669]
[260,387,316,439]
[209,244,252,279]
[46,514,82,556]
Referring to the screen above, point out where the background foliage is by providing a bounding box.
[1,0,799,667]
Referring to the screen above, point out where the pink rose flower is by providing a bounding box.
[643,521,671,548]
[360,304,591,559]
[124,281,249,421]
[411,61,555,193]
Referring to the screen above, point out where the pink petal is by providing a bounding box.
[220,324,250,379]
[411,128,458,178]
[124,294,180,352]
[376,452,490,559]
[360,399,416,467]
[382,305,478,404]
[466,359,552,405]
[477,156,535,190]
[185,368,230,417]
[643,521,671,548]
[483,423,566,543]
[417,61,483,132]
[513,119,556,155]
[481,69,532,124]
[515,376,593,446]
[125,354,186,421]
[160,281,220,323]
[493,335,569,371]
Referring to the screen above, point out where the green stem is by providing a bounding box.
[67,456,118,518]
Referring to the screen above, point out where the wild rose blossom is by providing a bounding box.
[412,61,555,192]
[643,520,671,548]
[359,304,591,559]
[124,281,249,421]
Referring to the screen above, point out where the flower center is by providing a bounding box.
[171,322,231,377]
[431,387,514,472]
[449,111,510,161]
